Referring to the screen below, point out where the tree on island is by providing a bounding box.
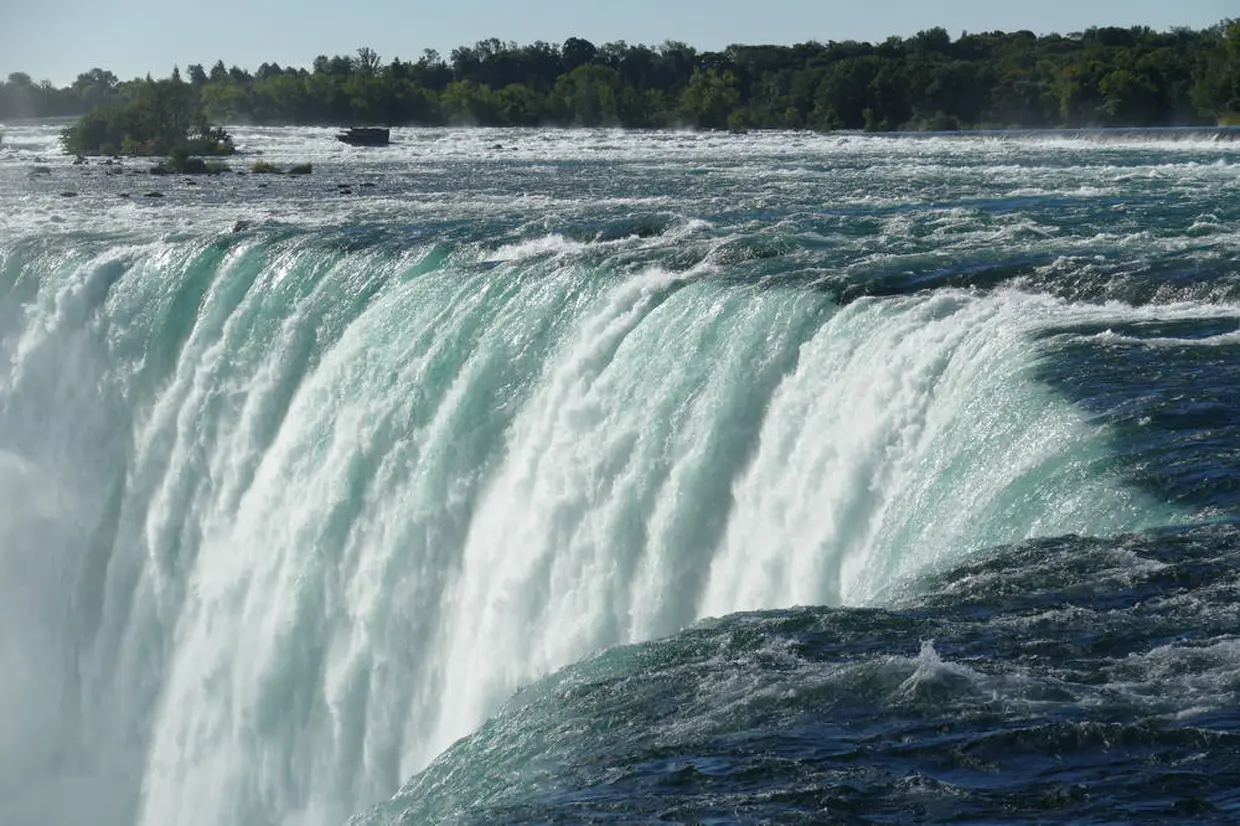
[5,20,1238,140]
[60,71,234,157]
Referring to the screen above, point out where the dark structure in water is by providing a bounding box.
[336,127,390,147]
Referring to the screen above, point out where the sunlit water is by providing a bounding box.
[1,124,1239,824]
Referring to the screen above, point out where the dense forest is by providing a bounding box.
[2,21,1238,140]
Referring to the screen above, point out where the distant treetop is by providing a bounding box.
[5,22,1238,132]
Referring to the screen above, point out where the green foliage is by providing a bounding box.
[7,21,1240,133]
[60,77,234,157]
[678,69,741,129]
[152,148,229,174]
[495,83,544,126]
[252,160,282,173]
[439,80,496,124]
[923,110,961,131]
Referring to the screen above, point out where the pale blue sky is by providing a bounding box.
[1,0,1233,85]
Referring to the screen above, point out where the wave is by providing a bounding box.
[353,524,1240,825]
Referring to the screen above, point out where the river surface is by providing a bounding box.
[1,124,1239,824]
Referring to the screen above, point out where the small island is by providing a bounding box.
[54,68,236,173]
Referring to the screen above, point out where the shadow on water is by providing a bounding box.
[1033,316,1240,515]
[820,254,1054,303]
[803,255,1240,309]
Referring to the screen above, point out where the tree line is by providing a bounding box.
[3,21,1238,136]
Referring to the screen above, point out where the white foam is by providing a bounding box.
[2,126,1237,826]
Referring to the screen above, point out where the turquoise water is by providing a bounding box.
[1,125,1238,824]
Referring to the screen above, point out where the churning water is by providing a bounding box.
[2,125,1239,824]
